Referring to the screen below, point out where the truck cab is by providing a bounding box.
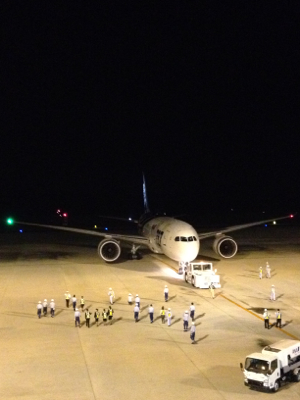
[184,262,221,288]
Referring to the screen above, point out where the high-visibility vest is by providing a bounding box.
[81,298,85,304]
[102,312,107,319]
[277,313,281,319]
[85,312,90,318]
[109,309,113,316]
[167,312,171,318]
[161,310,165,315]
[95,312,100,319]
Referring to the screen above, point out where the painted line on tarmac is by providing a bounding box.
[220,294,299,340]
[153,255,300,341]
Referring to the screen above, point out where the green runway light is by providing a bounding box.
[7,218,14,225]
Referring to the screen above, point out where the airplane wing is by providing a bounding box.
[198,214,294,240]
[17,222,149,246]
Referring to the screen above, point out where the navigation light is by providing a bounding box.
[7,218,14,225]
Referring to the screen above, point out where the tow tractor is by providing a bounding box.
[184,261,221,288]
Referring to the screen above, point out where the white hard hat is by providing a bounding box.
[264,309,267,311]
[136,294,138,297]
[51,299,54,302]
[192,322,195,325]
[272,285,275,287]
[109,288,112,290]
[66,290,69,292]
[38,301,41,303]
[185,310,188,313]
[165,285,168,287]
[44,299,47,301]
[76,308,78,311]
[168,308,171,310]
[129,293,131,295]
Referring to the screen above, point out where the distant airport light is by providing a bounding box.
[265,224,268,227]
[128,217,132,221]
[94,225,97,229]
[273,221,276,225]
[7,218,14,225]
[290,214,294,218]
[19,229,23,233]
[105,227,108,231]
[63,213,68,217]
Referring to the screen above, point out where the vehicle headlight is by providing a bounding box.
[263,379,269,386]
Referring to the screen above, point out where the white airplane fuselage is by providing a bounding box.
[141,216,199,262]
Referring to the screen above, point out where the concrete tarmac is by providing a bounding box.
[0,226,300,399]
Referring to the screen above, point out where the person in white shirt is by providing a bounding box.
[148,304,154,323]
[74,309,81,327]
[164,285,169,302]
[190,303,195,321]
[37,301,42,319]
[50,299,55,318]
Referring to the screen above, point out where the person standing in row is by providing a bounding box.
[72,295,77,311]
[190,302,195,321]
[80,296,85,311]
[183,310,189,331]
[108,306,114,325]
[94,309,100,326]
[167,308,172,326]
[259,266,263,279]
[148,304,154,323]
[65,291,71,307]
[263,308,270,329]
[190,322,196,344]
[266,262,271,278]
[164,285,169,302]
[209,283,215,299]
[134,304,139,322]
[42,299,48,317]
[85,309,91,327]
[270,285,276,301]
[50,299,55,318]
[135,294,140,309]
[37,301,42,318]
[128,293,133,305]
[74,308,81,327]
[160,306,165,324]
[275,309,282,328]
[108,288,115,305]
[102,308,108,325]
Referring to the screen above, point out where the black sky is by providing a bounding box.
[2,2,299,223]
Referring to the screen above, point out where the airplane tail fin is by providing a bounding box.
[143,173,150,213]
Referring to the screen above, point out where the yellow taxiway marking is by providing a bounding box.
[152,255,299,341]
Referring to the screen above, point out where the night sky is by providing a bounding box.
[2,2,299,226]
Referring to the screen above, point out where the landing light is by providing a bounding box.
[128,217,132,221]
[273,221,276,225]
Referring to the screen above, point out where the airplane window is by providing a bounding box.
[188,236,193,241]
[175,237,179,241]
[193,236,197,241]
[181,237,188,242]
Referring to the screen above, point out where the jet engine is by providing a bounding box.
[98,239,121,262]
[213,235,238,258]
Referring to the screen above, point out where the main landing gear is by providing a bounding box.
[178,261,188,275]
[128,244,142,260]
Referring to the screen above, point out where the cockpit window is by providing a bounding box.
[181,237,188,242]
[175,237,179,241]
[193,236,197,241]
[188,236,193,241]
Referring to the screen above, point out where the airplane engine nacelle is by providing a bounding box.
[98,239,121,262]
[213,235,238,258]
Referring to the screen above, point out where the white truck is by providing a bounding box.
[184,262,221,289]
[240,339,300,392]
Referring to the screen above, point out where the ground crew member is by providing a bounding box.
[80,296,85,311]
[108,306,114,325]
[190,302,195,321]
[72,295,77,311]
[74,308,81,327]
[190,322,196,344]
[37,301,42,318]
[183,310,189,331]
[275,309,282,328]
[134,304,139,322]
[266,262,271,278]
[42,299,48,316]
[167,308,172,326]
[160,306,165,323]
[270,285,276,301]
[164,285,169,302]
[102,308,108,325]
[135,294,140,309]
[85,309,91,327]
[94,309,100,326]
[263,309,270,329]
[209,283,215,299]
[259,266,263,279]
[148,304,154,323]
[50,299,55,318]
[108,288,115,305]
[128,293,133,305]
[65,290,71,307]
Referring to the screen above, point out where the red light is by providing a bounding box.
[63,213,68,217]
[290,214,294,218]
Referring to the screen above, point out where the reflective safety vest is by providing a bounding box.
[65,293,71,299]
[81,298,85,304]
[167,312,171,318]
[95,312,100,319]
[102,311,107,319]
[85,312,90,319]
[161,310,165,315]
[264,313,269,319]
[277,313,281,319]
[109,309,113,316]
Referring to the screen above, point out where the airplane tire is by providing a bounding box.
[273,380,280,392]
[191,277,195,287]
[185,274,188,283]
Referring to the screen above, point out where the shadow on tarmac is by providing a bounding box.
[194,313,205,320]
[193,334,209,344]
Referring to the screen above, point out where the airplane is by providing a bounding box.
[6,176,294,271]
